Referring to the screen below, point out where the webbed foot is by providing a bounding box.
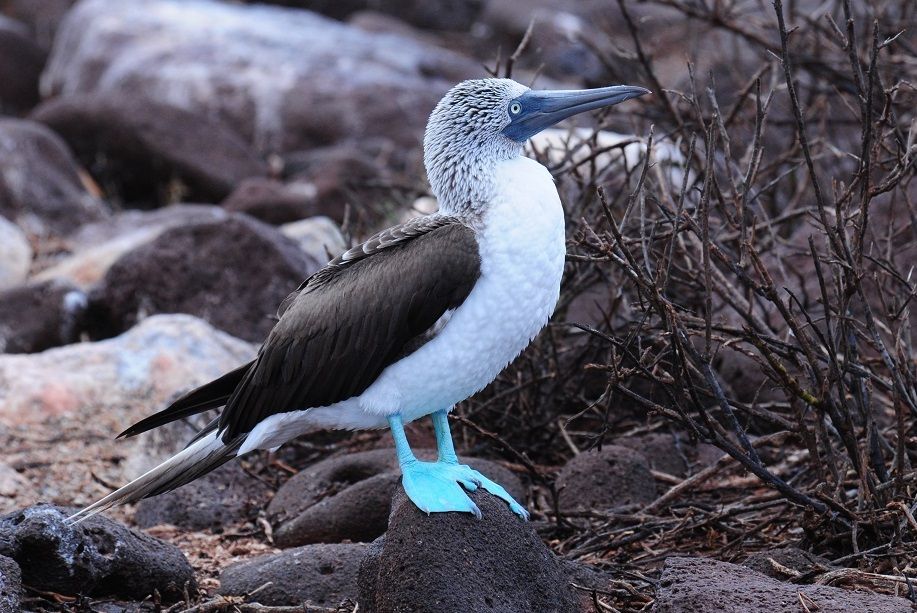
[400,460,529,520]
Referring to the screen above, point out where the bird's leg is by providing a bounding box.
[388,413,482,518]
[429,410,529,520]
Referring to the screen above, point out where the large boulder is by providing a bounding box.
[0,504,195,601]
[358,488,579,613]
[0,18,45,114]
[43,0,480,157]
[0,119,106,236]
[219,543,367,607]
[267,448,524,547]
[0,280,87,353]
[88,214,322,342]
[653,557,912,613]
[0,314,255,509]
[32,94,266,206]
[555,445,657,512]
[270,0,484,31]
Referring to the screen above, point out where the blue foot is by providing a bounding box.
[401,460,529,520]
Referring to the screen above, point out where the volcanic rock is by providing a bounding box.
[88,214,321,342]
[32,94,266,207]
[0,554,21,613]
[134,462,272,531]
[34,205,232,289]
[358,488,578,613]
[268,448,524,547]
[0,280,87,353]
[0,504,195,601]
[219,543,367,607]
[556,445,657,512]
[0,119,106,236]
[653,557,912,612]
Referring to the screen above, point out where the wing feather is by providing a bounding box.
[217,217,480,440]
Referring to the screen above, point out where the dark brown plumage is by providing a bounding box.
[117,215,481,444]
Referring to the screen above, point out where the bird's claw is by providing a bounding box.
[400,460,528,520]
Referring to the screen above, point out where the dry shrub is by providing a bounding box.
[456,0,916,603]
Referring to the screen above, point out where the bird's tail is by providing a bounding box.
[67,431,242,524]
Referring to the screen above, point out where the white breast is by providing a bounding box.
[239,156,566,451]
[358,156,566,421]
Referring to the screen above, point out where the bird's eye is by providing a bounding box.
[509,102,522,115]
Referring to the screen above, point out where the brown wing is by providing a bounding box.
[217,217,480,440]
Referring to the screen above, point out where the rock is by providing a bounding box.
[280,216,347,261]
[0,313,253,428]
[653,557,912,613]
[0,216,31,290]
[268,448,524,547]
[88,214,321,342]
[0,554,21,613]
[556,445,657,512]
[35,205,231,289]
[219,542,367,607]
[282,144,393,223]
[618,432,720,478]
[221,178,321,225]
[358,488,578,613]
[0,119,107,236]
[134,462,272,531]
[0,19,45,114]
[0,464,29,500]
[282,0,484,31]
[32,94,266,206]
[0,0,74,49]
[0,504,195,600]
[43,0,479,156]
[743,547,833,580]
[0,280,87,353]
[0,314,255,507]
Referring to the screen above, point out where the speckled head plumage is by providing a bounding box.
[423,78,651,215]
[423,79,530,212]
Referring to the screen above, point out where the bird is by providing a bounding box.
[68,78,649,523]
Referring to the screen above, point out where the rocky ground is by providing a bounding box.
[1,0,914,612]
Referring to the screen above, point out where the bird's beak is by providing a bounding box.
[502,85,651,143]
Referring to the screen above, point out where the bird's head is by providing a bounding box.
[424,78,649,211]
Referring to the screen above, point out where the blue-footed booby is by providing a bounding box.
[69,78,649,523]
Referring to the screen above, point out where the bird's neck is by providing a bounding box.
[424,140,523,217]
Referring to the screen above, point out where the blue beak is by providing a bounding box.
[502,85,651,142]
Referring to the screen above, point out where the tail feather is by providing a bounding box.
[67,432,243,524]
[117,361,254,439]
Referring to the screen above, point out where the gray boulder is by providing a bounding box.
[653,557,912,613]
[43,0,480,156]
[358,489,578,613]
[0,119,107,236]
[0,504,195,601]
[0,216,31,291]
[219,542,367,607]
[32,94,266,206]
